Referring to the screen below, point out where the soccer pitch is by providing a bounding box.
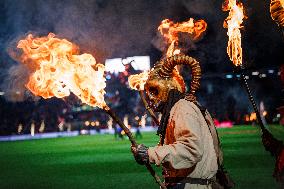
[0,125,283,189]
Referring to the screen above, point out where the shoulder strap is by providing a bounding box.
[194,103,223,166]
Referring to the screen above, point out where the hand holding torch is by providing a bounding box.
[14,33,166,189]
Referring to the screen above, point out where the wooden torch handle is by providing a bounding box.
[138,90,160,126]
[103,105,166,189]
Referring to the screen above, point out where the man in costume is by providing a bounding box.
[131,55,225,189]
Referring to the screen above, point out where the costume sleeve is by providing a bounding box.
[148,104,203,169]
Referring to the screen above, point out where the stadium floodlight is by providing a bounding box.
[105,58,125,73]
[252,71,259,76]
[105,56,150,73]
[226,74,233,79]
[126,56,150,71]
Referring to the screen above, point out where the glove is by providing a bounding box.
[131,144,149,165]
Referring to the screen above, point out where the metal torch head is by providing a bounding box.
[144,63,185,112]
[144,55,201,112]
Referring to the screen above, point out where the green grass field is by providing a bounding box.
[0,125,284,189]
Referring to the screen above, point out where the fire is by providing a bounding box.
[128,71,149,90]
[128,18,207,91]
[158,18,207,57]
[270,0,284,27]
[17,33,106,108]
[222,0,245,67]
[245,111,267,122]
[16,34,164,188]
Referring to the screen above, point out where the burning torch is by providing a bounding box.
[128,72,160,126]
[270,0,284,37]
[222,0,283,175]
[15,33,166,189]
[128,18,208,126]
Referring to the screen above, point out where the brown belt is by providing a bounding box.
[165,177,215,185]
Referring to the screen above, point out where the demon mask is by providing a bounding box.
[144,55,201,112]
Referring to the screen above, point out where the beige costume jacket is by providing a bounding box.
[148,99,218,189]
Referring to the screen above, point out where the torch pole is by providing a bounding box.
[138,90,160,126]
[103,105,166,189]
[237,67,283,157]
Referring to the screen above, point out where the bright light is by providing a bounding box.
[263,111,267,117]
[95,121,100,126]
[268,70,274,74]
[107,118,113,130]
[18,124,23,134]
[80,130,89,135]
[105,56,150,73]
[31,123,35,136]
[252,71,259,76]
[39,120,45,133]
[127,56,150,71]
[105,58,125,73]
[260,74,266,78]
[106,74,111,80]
[0,92,4,96]
[245,76,249,79]
[85,121,90,126]
[226,74,233,79]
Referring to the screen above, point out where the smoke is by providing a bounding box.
[0,0,178,102]
[0,0,283,103]
[0,64,38,102]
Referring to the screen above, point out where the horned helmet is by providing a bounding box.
[144,55,201,111]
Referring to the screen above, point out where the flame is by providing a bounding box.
[158,18,207,57]
[270,0,284,27]
[128,71,149,90]
[245,111,267,122]
[17,33,106,108]
[249,112,257,121]
[223,0,245,67]
[128,18,207,91]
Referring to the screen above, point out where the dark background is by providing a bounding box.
[0,0,283,135]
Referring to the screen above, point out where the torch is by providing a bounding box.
[128,18,208,126]
[103,105,165,188]
[222,0,283,158]
[270,0,284,36]
[128,72,160,126]
[15,33,166,189]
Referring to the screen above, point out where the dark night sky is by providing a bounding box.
[0,0,283,119]
[0,0,283,71]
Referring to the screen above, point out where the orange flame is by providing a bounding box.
[128,18,207,91]
[158,18,207,57]
[128,71,149,91]
[250,112,257,121]
[245,111,267,122]
[17,33,106,108]
[223,0,245,67]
